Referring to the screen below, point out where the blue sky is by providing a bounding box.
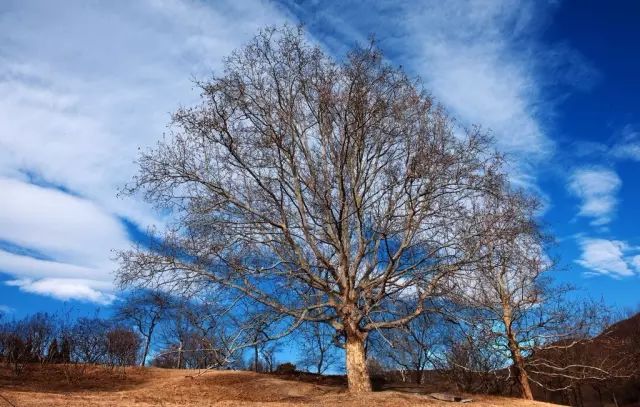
[0,0,638,319]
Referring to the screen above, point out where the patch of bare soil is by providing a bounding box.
[0,365,561,406]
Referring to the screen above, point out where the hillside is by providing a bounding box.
[0,365,560,407]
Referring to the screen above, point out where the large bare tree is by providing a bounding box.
[117,26,501,392]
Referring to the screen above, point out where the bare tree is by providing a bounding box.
[297,322,340,375]
[370,308,442,385]
[439,315,507,394]
[450,186,545,398]
[451,182,629,400]
[71,317,110,364]
[106,326,141,369]
[155,294,287,371]
[115,289,172,366]
[117,26,502,392]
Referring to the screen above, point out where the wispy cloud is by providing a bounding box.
[567,167,621,226]
[0,305,14,314]
[576,238,639,278]
[281,0,595,187]
[572,124,640,162]
[610,125,640,161]
[0,0,289,302]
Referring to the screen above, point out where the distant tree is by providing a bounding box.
[106,326,141,368]
[71,317,110,364]
[60,335,72,363]
[47,338,61,363]
[370,309,442,385]
[156,295,283,371]
[261,342,278,373]
[151,343,182,369]
[117,25,503,393]
[297,322,340,375]
[439,318,505,394]
[115,290,172,366]
[275,362,296,374]
[24,313,56,364]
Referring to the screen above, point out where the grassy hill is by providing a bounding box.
[0,365,560,406]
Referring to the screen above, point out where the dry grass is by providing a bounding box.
[0,365,560,406]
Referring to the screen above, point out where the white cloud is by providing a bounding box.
[568,167,621,226]
[576,238,638,278]
[0,178,128,302]
[6,279,115,305]
[0,0,290,302]
[0,178,129,268]
[405,3,550,159]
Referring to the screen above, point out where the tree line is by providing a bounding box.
[0,311,140,376]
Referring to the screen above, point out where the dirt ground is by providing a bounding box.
[0,365,560,406]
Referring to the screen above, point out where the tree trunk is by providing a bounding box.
[254,345,259,372]
[141,336,151,367]
[500,289,533,400]
[177,340,183,369]
[507,340,533,400]
[612,392,619,407]
[345,333,372,393]
[415,368,423,385]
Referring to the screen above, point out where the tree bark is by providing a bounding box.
[507,337,533,400]
[500,281,533,400]
[345,332,372,393]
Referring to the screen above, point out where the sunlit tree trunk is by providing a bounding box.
[502,297,533,400]
[345,331,372,393]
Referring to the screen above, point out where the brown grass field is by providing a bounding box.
[0,365,561,406]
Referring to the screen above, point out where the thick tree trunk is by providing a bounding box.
[345,333,372,393]
[500,285,533,400]
[507,339,533,400]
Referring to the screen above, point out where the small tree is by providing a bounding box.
[370,309,443,385]
[71,317,110,364]
[115,290,172,366]
[298,322,340,375]
[47,338,61,363]
[106,327,141,369]
[452,182,626,399]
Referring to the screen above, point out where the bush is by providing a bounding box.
[275,362,296,374]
